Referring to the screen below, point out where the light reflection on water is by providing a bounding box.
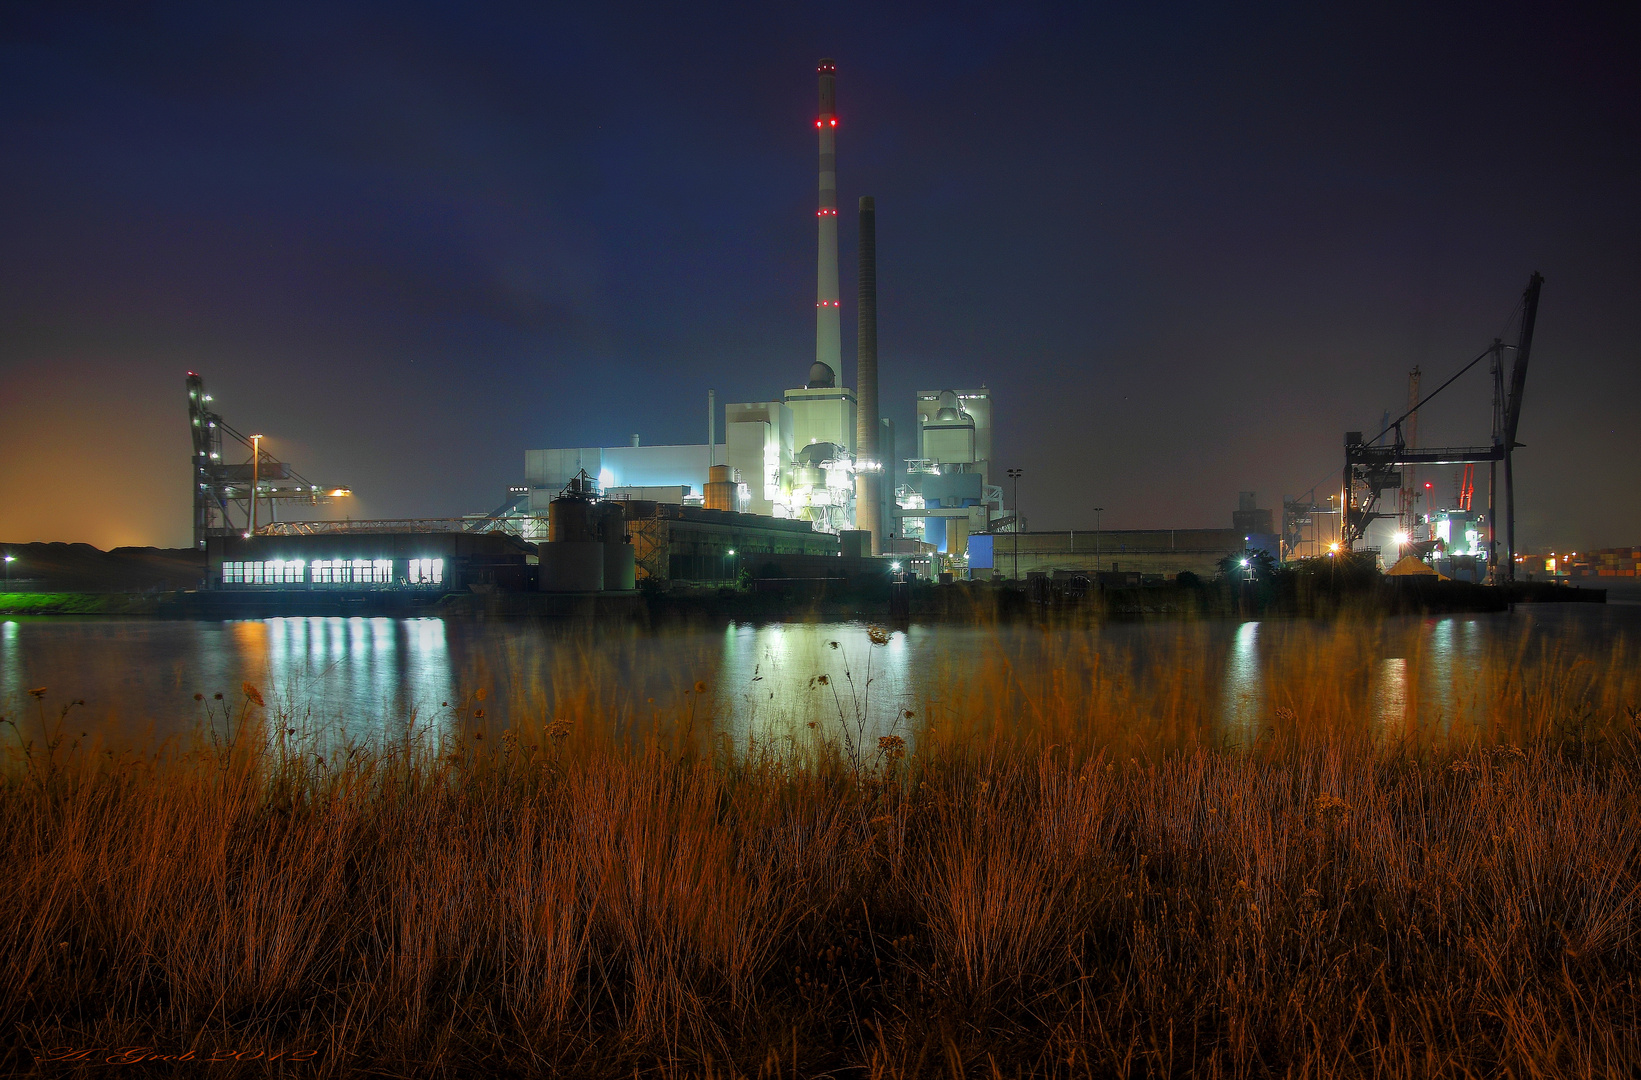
[1221,621,1264,739]
[0,606,1635,751]
[1374,658,1408,738]
[259,617,456,738]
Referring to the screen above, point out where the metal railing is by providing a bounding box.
[258,518,534,536]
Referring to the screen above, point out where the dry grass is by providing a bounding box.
[4,621,1641,1077]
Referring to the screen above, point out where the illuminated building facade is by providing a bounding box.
[206,531,535,592]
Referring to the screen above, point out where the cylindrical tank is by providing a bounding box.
[540,542,604,592]
[548,497,594,544]
[592,500,627,544]
[603,543,636,591]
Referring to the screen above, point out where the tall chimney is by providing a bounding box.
[815,59,842,380]
[855,195,882,553]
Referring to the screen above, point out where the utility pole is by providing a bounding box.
[1007,468,1023,582]
[1093,506,1104,571]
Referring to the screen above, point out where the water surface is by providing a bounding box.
[2,605,1635,752]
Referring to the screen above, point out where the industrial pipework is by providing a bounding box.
[815,59,842,379]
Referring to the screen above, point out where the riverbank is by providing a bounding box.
[0,576,1606,621]
[5,635,1639,1079]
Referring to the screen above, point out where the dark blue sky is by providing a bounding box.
[2,1,1637,549]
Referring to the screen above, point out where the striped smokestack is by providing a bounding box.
[814,59,841,380]
[855,195,882,553]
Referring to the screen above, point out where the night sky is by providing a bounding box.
[2,2,1636,551]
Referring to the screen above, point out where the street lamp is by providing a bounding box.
[1006,468,1023,582]
[1092,506,1104,571]
[249,434,264,536]
[3,553,13,588]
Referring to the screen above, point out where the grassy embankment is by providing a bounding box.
[0,592,176,615]
[4,624,1640,1077]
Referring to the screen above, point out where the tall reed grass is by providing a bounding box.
[4,620,1640,1077]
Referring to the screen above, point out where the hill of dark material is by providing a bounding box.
[0,542,205,593]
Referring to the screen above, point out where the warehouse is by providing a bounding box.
[979,529,1257,582]
[206,529,536,593]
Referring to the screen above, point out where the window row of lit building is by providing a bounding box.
[220,558,444,587]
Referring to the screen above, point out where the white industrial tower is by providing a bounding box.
[815,59,842,379]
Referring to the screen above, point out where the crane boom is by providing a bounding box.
[1503,272,1544,580]
[1504,273,1543,450]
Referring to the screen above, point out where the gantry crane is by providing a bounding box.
[1342,272,1542,581]
[187,372,351,548]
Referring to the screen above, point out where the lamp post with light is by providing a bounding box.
[249,434,264,536]
[3,553,14,589]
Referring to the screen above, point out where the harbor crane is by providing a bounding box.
[1341,272,1542,581]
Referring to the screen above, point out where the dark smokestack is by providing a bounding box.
[856,196,878,457]
[855,195,882,553]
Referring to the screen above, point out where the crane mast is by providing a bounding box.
[186,372,351,548]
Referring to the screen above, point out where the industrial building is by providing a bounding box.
[514,59,971,558]
[977,529,1259,583]
[177,61,1558,603]
[625,502,847,584]
[185,59,975,595]
[207,527,537,594]
[534,475,879,593]
[525,442,718,513]
[1232,492,1273,536]
[915,388,994,487]
[893,388,1005,560]
[185,59,1300,597]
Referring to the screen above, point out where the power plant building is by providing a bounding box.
[895,388,1004,558]
[916,388,993,487]
[725,400,793,518]
[524,443,722,512]
[513,60,1006,561]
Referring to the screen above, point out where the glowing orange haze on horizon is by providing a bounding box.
[0,360,192,549]
[0,360,373,551]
